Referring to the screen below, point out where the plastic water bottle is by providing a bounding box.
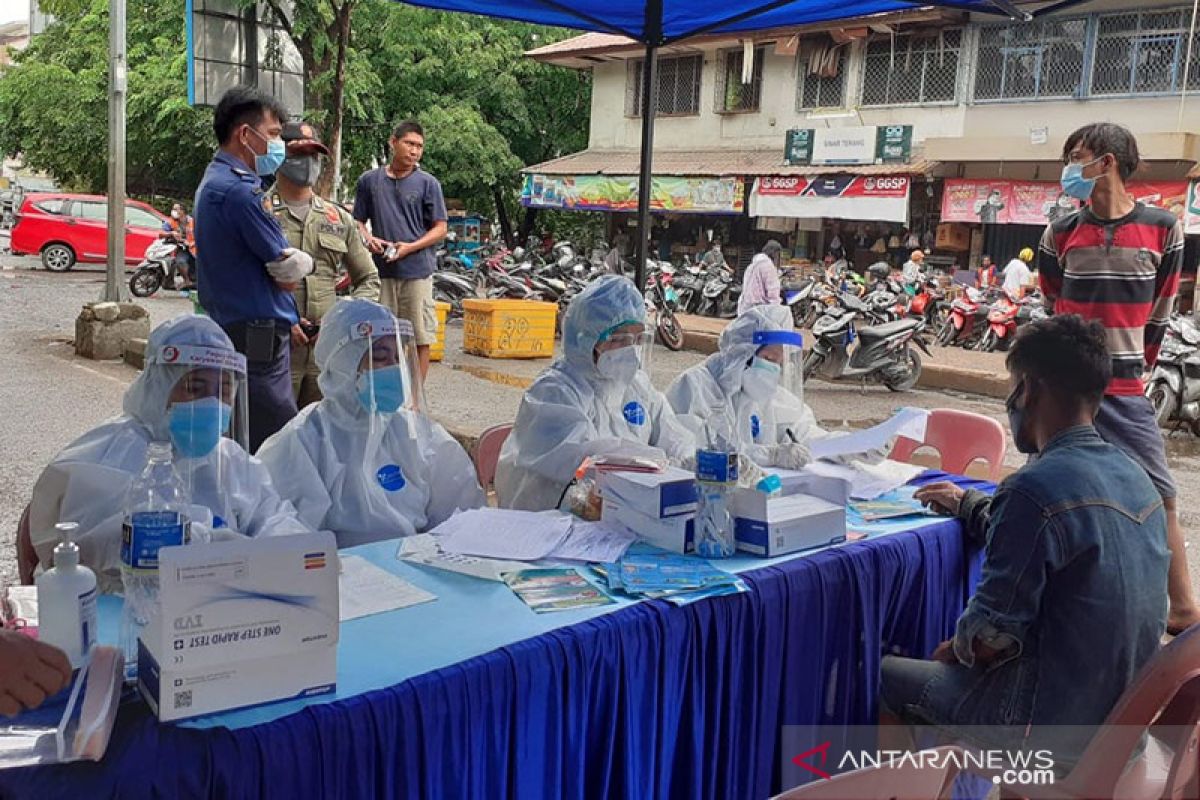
[120,441,190,682]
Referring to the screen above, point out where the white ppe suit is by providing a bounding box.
[495,274,697,511]
[28,315,313,593]
[257,298,485,547]
[665,305,826,468]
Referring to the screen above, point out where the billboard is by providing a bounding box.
[520,174,744,215]
[941,179,1189,226]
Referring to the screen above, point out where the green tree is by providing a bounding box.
[0,0,212,202]
[344,7,590,243]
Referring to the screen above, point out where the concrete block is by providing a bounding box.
[124,338,148,370]
[118,303,149,321]
[75,313,151,361]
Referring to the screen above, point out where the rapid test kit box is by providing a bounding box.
[138,532,339,722]
[597,466,699,519]
[731,472,849,558]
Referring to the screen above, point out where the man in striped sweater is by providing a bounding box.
[1039,122,1198,634]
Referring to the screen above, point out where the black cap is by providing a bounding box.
[281,121,330,156]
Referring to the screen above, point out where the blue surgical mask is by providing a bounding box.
[247,127,286,177]
[356,365,406,414]
[1060,158,1103,201]
[168,397,232,459]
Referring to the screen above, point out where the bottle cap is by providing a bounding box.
[52,521,80,569]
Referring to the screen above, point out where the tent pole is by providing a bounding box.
[635,41,659,290]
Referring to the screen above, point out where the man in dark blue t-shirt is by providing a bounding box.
[353,121,448,379]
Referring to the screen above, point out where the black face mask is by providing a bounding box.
[1006,379,1038,454]
[278,155,321,188]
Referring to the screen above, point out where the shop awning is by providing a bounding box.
[925,132,1200,165]
[523,148,939,178]
[748,175,911,222]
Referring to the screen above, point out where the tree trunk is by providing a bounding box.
[315,4,352,200]
[517,207,538,248]
[492,184,513,247]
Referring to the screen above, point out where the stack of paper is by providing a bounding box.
[397,534,533,582]
[595,543,746,606]
[429,508,637,565]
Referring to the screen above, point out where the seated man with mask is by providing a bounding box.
[665,305,816,468]
[882,315,1169,767]
[257,298,484,547]
[29,316,314,593]
[496,274,697,511]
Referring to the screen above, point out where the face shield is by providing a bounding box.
[147,341,249,532]
[749,329,805,407]
[339,316,426,417]
[593,320,653,385]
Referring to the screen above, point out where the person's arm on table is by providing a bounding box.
[914,481,993,544]
[0,629,72,716]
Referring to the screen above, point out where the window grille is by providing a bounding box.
[974,17,1088,101]
[1091,8,1200,95]
[626,54,703,116]
[797,46,848,110]
[860,29,962,106]
[715,45,766,112]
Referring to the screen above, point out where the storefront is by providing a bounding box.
[940,177,1192,268]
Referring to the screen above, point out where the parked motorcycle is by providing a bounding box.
[698,265,739,318]
[936,287,991,348]
[645,261,685,351]
[1146,315,1200,433]
[128,236,187,297]
[803,295,929,391]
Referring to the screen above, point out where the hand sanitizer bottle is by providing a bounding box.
[36,522,98,669]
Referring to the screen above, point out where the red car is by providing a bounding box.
[9,193,169,272]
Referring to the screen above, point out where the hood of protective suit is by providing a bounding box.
[710,305,795,395]
[314,297,405,426]
[561,274,646,373]
[122,315,237,442]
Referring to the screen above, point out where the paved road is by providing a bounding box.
[1,257,1196,599]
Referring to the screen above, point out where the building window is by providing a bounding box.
[861,29,962,106]
[797,45,848,110]
[1091,8,1200,96]
[974,17,1088,101]
[626,54,703,117]
[715,45,766,113]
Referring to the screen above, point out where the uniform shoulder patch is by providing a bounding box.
[324,205,341,224]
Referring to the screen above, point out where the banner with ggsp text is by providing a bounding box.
[749,175,912,223]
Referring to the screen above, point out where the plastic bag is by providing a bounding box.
[0,644,122,769]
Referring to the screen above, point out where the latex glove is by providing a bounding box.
[769,442,811,470]
[266,247,314,283]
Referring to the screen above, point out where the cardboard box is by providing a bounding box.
[731,474,849,557]
[935,223,971,252]
[597,466,699,519]
[137,532,339,721]
[602,494,695,554]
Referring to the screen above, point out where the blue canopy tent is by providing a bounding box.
[403,0,1028,286]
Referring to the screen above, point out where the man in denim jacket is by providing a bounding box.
[882,314,1169,767]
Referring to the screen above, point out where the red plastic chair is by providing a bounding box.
[772,745,963,799]
[473,423,513,490]
[889,408,1007,482]
[989,623,1200,799]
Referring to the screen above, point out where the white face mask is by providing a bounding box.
[596,346,640,383]
[741,357,781,402]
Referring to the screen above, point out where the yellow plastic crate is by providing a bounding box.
[430,301,450,362]
[462,298,557,359]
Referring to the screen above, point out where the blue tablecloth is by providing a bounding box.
[0,472,990,799]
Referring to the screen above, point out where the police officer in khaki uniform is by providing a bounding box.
[267,121,380,407]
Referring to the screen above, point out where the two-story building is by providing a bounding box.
[525,1,1200,274]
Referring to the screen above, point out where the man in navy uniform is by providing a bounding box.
[194,86,314,451]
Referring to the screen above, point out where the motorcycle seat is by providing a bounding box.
[857,318,922,342]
